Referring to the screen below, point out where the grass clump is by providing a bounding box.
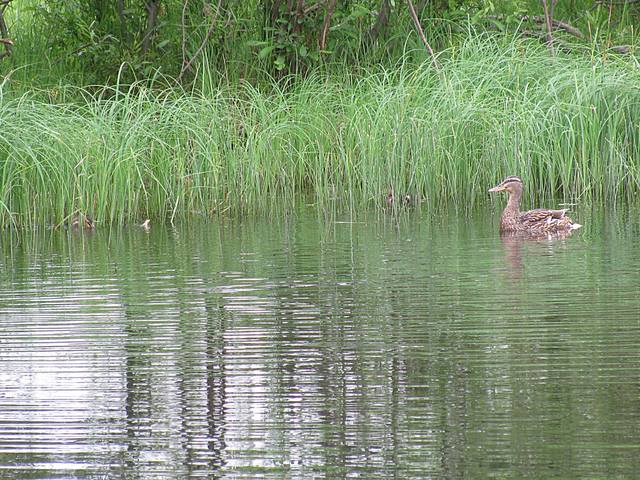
[1,35,640,228]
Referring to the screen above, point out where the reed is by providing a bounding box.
[1,35,640,227]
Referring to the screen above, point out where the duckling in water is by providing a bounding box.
[68,214,95,230]
[386,188,412,208]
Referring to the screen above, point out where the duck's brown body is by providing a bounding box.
[489,176,581,234]
[68,214,95,230]
[386,188,412,208]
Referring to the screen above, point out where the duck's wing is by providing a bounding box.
[519,208,568,224]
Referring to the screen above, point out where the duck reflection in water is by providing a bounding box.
[499,229,576,280]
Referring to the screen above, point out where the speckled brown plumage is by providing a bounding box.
[489,176,581,233]
[69,213,95,230]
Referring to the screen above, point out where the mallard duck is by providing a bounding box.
[488,176,581,233]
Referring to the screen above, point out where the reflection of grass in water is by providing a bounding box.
[1,36,640,227]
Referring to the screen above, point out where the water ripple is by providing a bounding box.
[0,210,638,478]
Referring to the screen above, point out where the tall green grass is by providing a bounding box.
[1,35,640,227]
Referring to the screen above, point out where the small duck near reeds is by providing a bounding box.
[386,188,412,209]
[67,213,95,230]
[488,176,581,234]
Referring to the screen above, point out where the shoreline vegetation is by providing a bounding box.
[2,32,640,227]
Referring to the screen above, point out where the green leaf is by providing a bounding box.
[258,45,277,59]
[246,40,268,47]
[351,5,371,19]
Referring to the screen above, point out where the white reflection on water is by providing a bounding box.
[0,309,126,465]
[0,209,639,479]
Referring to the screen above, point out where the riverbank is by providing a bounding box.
[1,36,639,228]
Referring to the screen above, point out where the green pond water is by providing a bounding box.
[1,206,639,479]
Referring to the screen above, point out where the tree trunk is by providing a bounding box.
[541,0,557,55]
[369,0,391,45]
[319,0,337,49]
[0,0,12,60]
[292,0,305,34]
[142,0,160,54]
[270,0,284,24]
[116,0,128,43]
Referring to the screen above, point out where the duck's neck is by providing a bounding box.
[498,186,524,232]
[502,188,522,220]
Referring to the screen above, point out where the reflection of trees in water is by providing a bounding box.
[204,300,227,474]
[123,313,152,473]
[176,298,228,476]
[7,214,640,478]
[122,299,229,477]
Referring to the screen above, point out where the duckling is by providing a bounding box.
[68,214,95,230]
[386,188,412,208]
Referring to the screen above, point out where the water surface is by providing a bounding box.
[1,207,639,478]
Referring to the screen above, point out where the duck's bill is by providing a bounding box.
[488,186,504,192]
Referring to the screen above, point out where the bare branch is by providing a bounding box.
[522,15,584,39]
[177,0,223,82]
[319,0,337,50]
[610,44,632,54]
[540,0,557,55]
[488,15,585,39]
[181,0,189,72]
[0,0,12,60]
[303,2,322,15]
[407,0,439,69]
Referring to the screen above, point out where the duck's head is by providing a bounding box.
[489,176,523,194]
[83,216,95,229]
